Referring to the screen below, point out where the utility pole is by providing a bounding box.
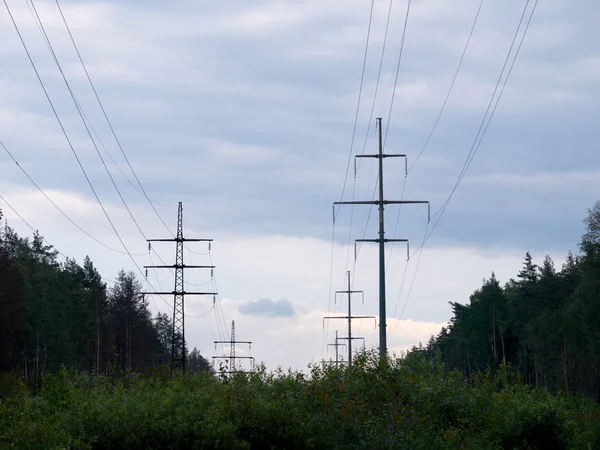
[142,202,216,374]
[324,270,375,366]
[327,331,346,367]
[333,118,430,360]
[213,320,255,375]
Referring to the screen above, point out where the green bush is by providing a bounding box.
[0,350,598,449]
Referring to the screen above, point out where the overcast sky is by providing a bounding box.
[1,0,598,372]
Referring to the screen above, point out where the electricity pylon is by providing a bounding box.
[142,202,216,373]
[328,331,346,367]
[324,271,375,366]
[333,118,430,359]
[213,320,255,374]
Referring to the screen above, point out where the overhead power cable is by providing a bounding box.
[52,0,213,258]
[1,139,147,256]
[421,0,539,249]
[26,0,208,286]
[327,0,376,350]
[51,0,173,210]
[3,0,176,313]
[385,0,486,334]
[408,0,485,172]
[0,193,118,287]
[389,0,539,331]
[382,0,412,148]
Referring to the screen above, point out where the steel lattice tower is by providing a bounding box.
[229,320,236,371]
[213,320,254,375]
[172,203,185,370]
[142,202,216,373]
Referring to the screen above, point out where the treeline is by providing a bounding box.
[416,200,600,400]
[0,208,210,382]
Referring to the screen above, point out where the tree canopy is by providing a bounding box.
[418,201,600,400]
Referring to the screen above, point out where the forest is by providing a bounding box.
[415,200,600,401]
[1,202,600,448]
[0,207,210,385]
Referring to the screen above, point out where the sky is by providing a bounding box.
[1,0,598,372]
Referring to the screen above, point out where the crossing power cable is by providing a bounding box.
[25,0,209,288]
[49,0,173,210]
[52,0,213,257]
[3,0,177,316]
[0,139,147,256]
[23,1,179,276]
[0,194,126,290]
[3,1,142,268]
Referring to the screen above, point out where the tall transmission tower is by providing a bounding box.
[333,118,430,359]
[324,271,375,366]
[327,330,346,367]
[142,202,216,373]
[213,320,255,374]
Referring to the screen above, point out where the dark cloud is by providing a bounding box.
[238,298,295,318]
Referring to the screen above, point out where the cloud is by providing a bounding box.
[1,0,598,372]
[239,298,296,318]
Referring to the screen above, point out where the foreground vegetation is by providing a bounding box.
[1,350,599,449]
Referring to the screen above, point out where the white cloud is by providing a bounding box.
[465,169,600,192]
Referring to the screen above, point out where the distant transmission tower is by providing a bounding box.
[327,331,346,367]
[213,320,255,374]
[333,118,430,359]
[324,271,375,366]
[142,202,216,373]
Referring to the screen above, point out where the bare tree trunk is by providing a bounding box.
[126,304,131,375]
[95,296,100,374]
[562,336,569,393]
[22,349,27,382]
[492,307,498,366]
[35,331,39,389]
[499,324,506,364]
[467,349,472,387]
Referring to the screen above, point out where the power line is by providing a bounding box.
[51,0,217,259]
[51,0,174,210]
[352,0,412,276]
[389,0,539,331]
[385,0,486,333]
[26,1,209,287]
[327,0,377,348]
[26,0,149,240]
[0,139,146,256]
[356,0,395,173]
[422,0,539,248]
[0,193,117,287]
[4,0,183,318]
[408,0,486,172]
[21,0,189,285]
[382,0,412,148]
[3,0,145,274]
[335,0,376,214]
